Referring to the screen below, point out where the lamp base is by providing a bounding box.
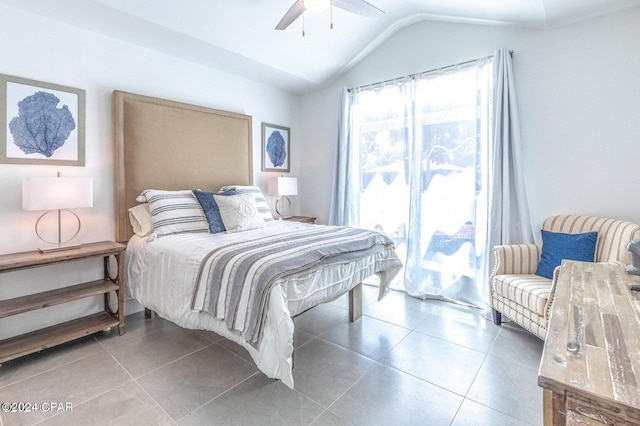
[34,209,83,253]
[38,243,82,253]
[275,196,291,218]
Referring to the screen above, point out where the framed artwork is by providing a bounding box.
[1,74,85,166]
[261,122,290,172]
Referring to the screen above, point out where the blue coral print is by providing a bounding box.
[266,130,287,168]
[8,91,76,157]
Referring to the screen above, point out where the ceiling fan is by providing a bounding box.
[275,0,384,33]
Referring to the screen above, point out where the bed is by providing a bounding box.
[113,91,402,387]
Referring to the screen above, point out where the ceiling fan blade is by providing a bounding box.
[332,0,384,19]
[275,0,305,30]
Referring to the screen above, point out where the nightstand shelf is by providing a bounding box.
[0,312,119,363]
[0,280,119,318]
[0,241,126,364]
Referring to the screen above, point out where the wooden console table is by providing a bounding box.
[538,260,640,425]
[0,241,126,364]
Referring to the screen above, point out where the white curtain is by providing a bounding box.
[329,87,357,227]
[403,62,493,306]
[330,50,531,307]
[488,47,534,251]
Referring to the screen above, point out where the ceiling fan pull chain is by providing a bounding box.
[302,12,306,36]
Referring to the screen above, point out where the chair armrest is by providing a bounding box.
[543,266,562,320]
[491,244,541,277]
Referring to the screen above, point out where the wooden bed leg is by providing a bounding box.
[145,308,157,319]
[349,283,363,322]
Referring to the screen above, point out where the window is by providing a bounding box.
[348,59,493,306]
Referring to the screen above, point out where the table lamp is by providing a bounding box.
[22,172,93,252]
[268,176,298,218]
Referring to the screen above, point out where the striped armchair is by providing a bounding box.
[489,215,640,339]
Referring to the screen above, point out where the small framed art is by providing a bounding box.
[261,122,290,172]
[1,74,85,166]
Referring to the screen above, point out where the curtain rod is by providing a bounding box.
[349,50,513,93]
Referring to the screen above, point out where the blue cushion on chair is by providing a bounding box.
[535,230,598,279]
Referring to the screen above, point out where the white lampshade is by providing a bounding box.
[304,0,330,12]
[23,176,93,211]
[268,177,298,197]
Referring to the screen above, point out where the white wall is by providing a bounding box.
[0,4,300,338]
[299,8,640,237]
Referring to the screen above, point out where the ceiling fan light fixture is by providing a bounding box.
[303,0,330,13]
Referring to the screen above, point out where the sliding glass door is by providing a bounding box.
[350,59,493,307]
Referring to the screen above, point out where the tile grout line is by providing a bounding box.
[135,340,260,423]
[174,371,262,423]
[100,336,216,425]
[29,337,143,426]
[461,327,541,425]
[307,359,381,426]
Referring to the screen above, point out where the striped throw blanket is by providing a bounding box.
[191,226,395,344]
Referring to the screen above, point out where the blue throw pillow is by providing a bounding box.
[193,189,236,233]
[535,230,598,279]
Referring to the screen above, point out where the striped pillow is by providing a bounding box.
[137,189,208,236]
[219,185,274,222]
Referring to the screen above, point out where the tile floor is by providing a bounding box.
[0,287,544,425]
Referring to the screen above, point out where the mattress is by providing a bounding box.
[125,220,402,388]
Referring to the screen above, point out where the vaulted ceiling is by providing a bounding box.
[2,0,637,93]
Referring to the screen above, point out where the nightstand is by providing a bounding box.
[283,216,317,224]
[0,241,126,364]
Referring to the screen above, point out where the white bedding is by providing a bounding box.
[126,221,402,388]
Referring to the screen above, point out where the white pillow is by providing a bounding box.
[128,204,154,236]
[137,189,208,236]
[219,185,274,222]
[214,193,265,233]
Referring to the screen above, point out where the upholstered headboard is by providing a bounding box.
[113,91,253,242]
